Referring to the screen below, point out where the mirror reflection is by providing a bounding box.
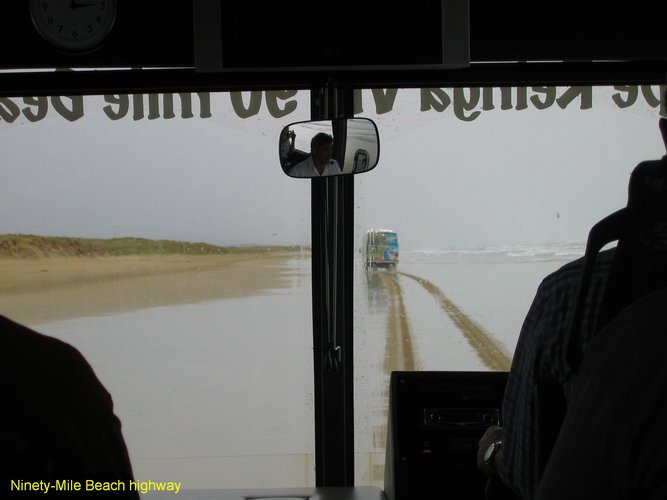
[280,118,380,178]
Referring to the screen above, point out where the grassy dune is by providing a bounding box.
[0,235,304,325]
[0,234,301,258]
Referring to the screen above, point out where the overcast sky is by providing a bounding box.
[358,88,665,249]
[1,87,664,250]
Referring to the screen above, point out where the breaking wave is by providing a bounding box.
[402,242,587,265]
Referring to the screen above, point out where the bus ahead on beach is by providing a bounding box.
[1,3,665,500]
[365,229,399,270]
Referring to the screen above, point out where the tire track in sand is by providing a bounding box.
[398,271,511,371]
[377,271,417,372]
[364,271,416,485]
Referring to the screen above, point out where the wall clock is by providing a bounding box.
[30,0,118,53]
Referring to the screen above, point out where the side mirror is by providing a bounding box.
[279,118,380,178]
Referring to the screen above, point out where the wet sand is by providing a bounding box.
[362,269,511,486]
[399,271,512,371]
[372,269,511,373]
[0,251,299,326]
[378,272,417,373]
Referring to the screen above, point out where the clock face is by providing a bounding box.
[30,0,117,53]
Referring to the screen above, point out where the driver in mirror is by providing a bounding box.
[289,132,342,177]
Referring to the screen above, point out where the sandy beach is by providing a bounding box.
[1,243,563,489]
[0,251,300,326]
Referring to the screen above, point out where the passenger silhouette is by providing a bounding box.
[478,117,667,500]
[1,315,139,499]
[533,287,667,500]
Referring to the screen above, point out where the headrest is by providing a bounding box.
[626,158,667,250]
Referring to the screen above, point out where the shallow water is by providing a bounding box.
[32,246,581,490]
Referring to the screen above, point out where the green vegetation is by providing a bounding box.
[0,234,302,258]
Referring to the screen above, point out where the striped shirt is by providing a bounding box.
[501,249,615,499]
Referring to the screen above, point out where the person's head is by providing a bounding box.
[310,132,334,167]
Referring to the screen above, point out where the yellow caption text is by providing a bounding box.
[10,479,182,495]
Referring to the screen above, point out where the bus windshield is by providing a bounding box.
[1,84,664,491]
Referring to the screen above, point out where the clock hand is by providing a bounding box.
[70,1,97,9]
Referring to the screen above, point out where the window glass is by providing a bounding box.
[0,91,314,489]
[353,86,666,485]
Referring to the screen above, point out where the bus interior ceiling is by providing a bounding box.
[1,2,666,93]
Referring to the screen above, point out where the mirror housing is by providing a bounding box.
[279,118,380,178]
